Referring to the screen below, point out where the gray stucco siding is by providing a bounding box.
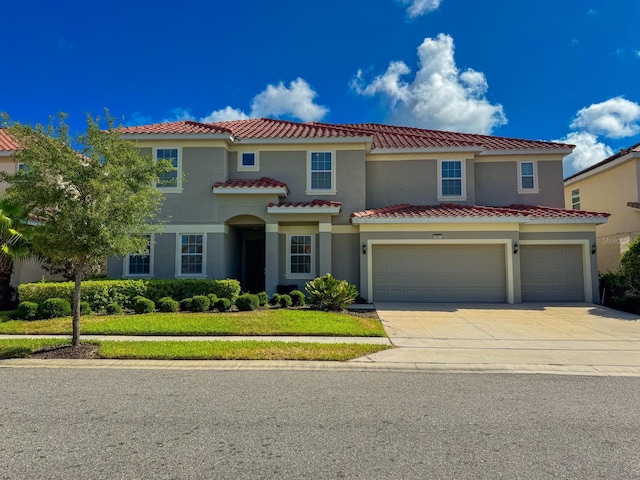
[331,233,360,288]
[153,233,177,279]
[365,160,439,209]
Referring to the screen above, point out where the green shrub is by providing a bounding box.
[305,274,358,311]
[278,294,292,308]
[257,291,269,306]
[38,298,72,319]
[158,297,179,313]
[80,301,92,315]
[289,290,306,307]
[207,293,219,310]
[269,293,281,306]
[190,295,211,312]
[16,302,39,320]
[599,271,627,303]
[215,297,231,312]
[179,298,193,311]
[133,297,155,314]
[105,303,123,315]
[609,295,640,315]
[145,279,241,303]
[235,294,260,311]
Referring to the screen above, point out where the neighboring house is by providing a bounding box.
[106,118,607,304]
[0,128,56,287]
[564,142,640,274]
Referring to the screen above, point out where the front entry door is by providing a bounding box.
[243,237,265,293]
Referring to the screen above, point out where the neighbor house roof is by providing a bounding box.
[0,129,19,152]
[564,141,640,182]
[351,203,609,224]
[119,118,573,153]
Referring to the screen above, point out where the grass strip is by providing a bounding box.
[0,309,385,337]
[0,338,71,358]
[98,340,389,361]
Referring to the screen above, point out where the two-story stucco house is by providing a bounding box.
[564,142,640,274]
[107,118,608,304]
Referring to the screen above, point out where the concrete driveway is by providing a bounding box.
[363,303,640,375]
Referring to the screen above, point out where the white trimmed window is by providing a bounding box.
[178,234,205,276]
[437,159,466,200]
[238,152,259,171]
[287,234,315,278]
[156,148,181,191]
[571,188,580,210]
[124,235,153,277]
[307,151,335,194]
[518,161,538,193]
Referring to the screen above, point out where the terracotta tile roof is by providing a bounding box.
[627,202,640,210]
[564,141,640,181]
[0,129,19,152]
[118,120,232,135]
[351,203,609,222]
[213,177,288,189]
[268,199,342,209]
[211,118,366,140]
[329,123,574,151]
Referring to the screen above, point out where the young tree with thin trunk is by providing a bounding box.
[0,113,169,346]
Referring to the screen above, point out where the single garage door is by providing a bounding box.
[520,245,584,302]
[372,244,506,302]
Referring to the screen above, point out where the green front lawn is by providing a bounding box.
[0,309,386,337]
[0,338,389,361]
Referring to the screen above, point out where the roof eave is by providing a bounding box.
[479,148,574,156]
[235,136,373,145]
[0,151,14,156]
[525,217,609,225]
[351,216,525,224]
[564,151,640,184]
[120,133,234,141]
[212,186,288,197]
[371,146,484,154]
[267,206,341,215]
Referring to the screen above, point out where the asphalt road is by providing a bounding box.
[1,369,639,479]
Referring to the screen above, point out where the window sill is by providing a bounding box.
[305,190,337,196]
[517,189,540,195]
[238,166,260,172]
[174,274,207,279]
[437,196,467,202]
[122,274,153,279]
[285,273,315,280]
[157,187,183,193]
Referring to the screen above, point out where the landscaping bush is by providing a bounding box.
[257,291,269,307]
[269,293,281,306]
[16,302,39,320]
[179,298,193,311]
[38,298,72,319]
[278,294,292,308]
[145,279,241,303]
[289,290,306,307]
[609,295,640,315]
[620,237,640,296]
[207,293,219,310]
[305,274,358,311]
[105,303,123,315]
[189,295,211,312]
[215,297,231,312]
[158,297,179,313]
[133,297,155,314]
[80,301,92,315]
[235,294,260,311]
[599,271,627,304]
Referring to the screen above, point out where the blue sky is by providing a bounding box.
[2,0,639,176]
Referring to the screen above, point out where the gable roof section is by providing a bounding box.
[267,199,342,215]
[351,203,609,224]
[118,120,232,136]
[0,129,19,152]
[212,177,288,196]
[564,141,640,183]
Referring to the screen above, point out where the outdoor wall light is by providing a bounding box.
[362,244,367,255]
[513,243,519,254]
[591,243,597,255]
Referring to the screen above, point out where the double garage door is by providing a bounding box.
[372,243,585,303]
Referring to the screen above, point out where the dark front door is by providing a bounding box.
[243,237,265,293]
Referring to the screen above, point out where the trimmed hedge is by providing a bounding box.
[38,298,72,319]
[18,278,241,312]
[289,290,306,307]
[278,294,292,308]
[235,294,260,311]
[133,297,155,314]
[105,303,123,315]
[269,293,281,306]
[257,292,269,306]
[158,297,179,313]
[189,295,210,312]
[80,301,92,315]
[16,302,39,320]
[215,298,231,312]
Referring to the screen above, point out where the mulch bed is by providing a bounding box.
[31,344,100,359]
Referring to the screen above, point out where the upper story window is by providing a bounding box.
[287,234,315,278]
[307,151,335,194]
[518,161,539,193]
[238,152,259,171]
[178,234,205,277]
[156,148,180,191]
[437,159,466,200]
[571,188,580,210]
[124,235,153,277]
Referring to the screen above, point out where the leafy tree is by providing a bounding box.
[619,237,640,296]
[0,112,170,346]
[0,200,34,309]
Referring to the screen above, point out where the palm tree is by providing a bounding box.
[0,201,34,309]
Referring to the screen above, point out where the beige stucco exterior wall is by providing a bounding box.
[564,159,639,273]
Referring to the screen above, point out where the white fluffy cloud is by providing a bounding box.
[398,0,442,18]
[352,33,507,134]
[199,78,328,123]
[570,97,640,138]
[557,131,614,172]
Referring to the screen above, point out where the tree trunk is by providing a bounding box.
[72,270,82,347]
[0,258,16,310]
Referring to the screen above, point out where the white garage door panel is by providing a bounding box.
[373,244,506,303]
[520,245,584,302]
